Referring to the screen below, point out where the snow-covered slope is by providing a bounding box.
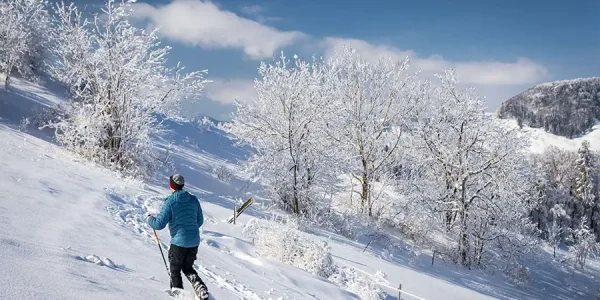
[501,118,600,153]
[1,78,599,300]
[528,123,600,153]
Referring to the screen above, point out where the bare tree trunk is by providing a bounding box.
[474,238,484,266]
[293,164,299,215]
[361,170,368,215]
[4,62,12,88]
[360,154,371,216]
[445,209,455,232]
[368,193,373,217]
[459,180,470,267]
[459,209,469,267]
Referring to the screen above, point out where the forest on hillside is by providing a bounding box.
[497,78,600,138]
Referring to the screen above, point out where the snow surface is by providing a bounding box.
[1,77,600,299]
[501,118,600,153]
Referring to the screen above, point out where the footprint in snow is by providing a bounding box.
[76,254,131,272]
[202,239,221,249]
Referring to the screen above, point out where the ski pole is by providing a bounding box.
[153,228,171,279]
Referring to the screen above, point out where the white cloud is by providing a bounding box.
[240,4,262,16]
[132,0,305,59]
[452,58,548,85]
[131,2,549,116]
[322,38,415,62]
[132,2,547,86]
[322,37,548,85]
[239,4,282,23]
[204,79,256,104]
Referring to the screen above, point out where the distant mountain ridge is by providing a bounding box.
[496,77,600,138]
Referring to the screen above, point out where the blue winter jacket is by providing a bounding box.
[148,190,204,248]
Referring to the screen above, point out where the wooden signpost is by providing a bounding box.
[227,197,254,224]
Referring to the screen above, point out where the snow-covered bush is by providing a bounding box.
[213,163,232,182]
[328,267,385,300]
[394,206,436,247]
[48,0,206,178]
[332,178,406,225]
[193,115,216,133]
[18,117,30,132]
[243,218,385,299]
[505,263,530,287]
[243,218,335,277]
[31,104,62,128]
[323,210,366,240]
[157,146,175,174]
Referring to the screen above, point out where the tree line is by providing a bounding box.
[224,49,600,280]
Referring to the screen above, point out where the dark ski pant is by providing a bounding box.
[168,244,205,290]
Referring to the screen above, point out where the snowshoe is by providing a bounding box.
[193,282,209,300]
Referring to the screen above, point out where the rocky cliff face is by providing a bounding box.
[497,78,600,138]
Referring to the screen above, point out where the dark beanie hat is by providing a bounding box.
[169,174,184,190]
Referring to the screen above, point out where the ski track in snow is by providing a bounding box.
[194,263,265,300]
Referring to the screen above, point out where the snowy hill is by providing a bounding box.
[1,78,600,300]
[496,77,600,138]
[500,118,600,153]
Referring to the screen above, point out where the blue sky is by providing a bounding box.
[91,0,599,120]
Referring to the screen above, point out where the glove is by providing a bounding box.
[146,212,153,220]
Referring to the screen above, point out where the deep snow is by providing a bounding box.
[1,77,599,300]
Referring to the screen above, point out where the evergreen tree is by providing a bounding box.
[573,140,595,229]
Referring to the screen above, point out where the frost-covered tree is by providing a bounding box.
[0,0,50,87]
[529,146,578,240]
[226,53,338,216]
[528,142,600,243]
[593,192,600,241]
[535,145,579,189]
[547,213,564,258]
[48,0,207,177]
[326,47,420,218]
[193,115,216,133]
[0,0,27,87]
[573,140,596,228]
[568,220,599,269]
[410,70,536,268]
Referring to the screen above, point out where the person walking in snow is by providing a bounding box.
[147,174,209,300]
